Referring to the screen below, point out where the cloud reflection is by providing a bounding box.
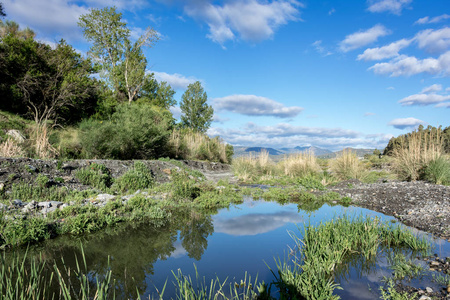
[214,211,302,236]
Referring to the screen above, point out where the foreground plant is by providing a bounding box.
[270,215,430,300]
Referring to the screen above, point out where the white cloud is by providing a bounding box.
[328,8,336,16]
[369,51,450,77]
[208,123,389,151]
[213,114,230,124]
[312,40,333,56]
[421,84,442,93]
[152,71,199,90]
[435,102,450,108]
[357,38,412,61]
[415,14,450,25]
[169,106,182,119]
[3,0,88,41]
[399,93,450,106]
[415,27,450,54]
[213,95,303,118]
[183,0,303,45]
[387,86,395,90]
[364,112,376,116]
[388,117,426,130]
[367,0,412,15]
[83,0,146,10]
[339,24,391,52]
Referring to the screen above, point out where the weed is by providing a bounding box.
[387,252,424,280]
[113,161,154,193]
[35,174,49,188]
[298,175,325,190]
[380,279,417,300]
[74,163,112,190]
[424,156,450,185]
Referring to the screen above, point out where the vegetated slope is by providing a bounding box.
[244,147,283,155]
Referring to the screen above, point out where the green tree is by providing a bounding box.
[0,3,5,18]
[180,81,214,133]
[78,6,158,104]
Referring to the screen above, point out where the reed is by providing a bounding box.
[0,138,26,158]
[330,149,367,180]
[392,129,443,181]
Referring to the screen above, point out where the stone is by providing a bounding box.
[12,199,24,207]
[96,194,116,202]
[6,129,26,143]
[419,296,431,300]
[37,201,64,209]
[0,203,7,211]
[22,200,37,213]
[0,182,4,191]
[425,287,433,293]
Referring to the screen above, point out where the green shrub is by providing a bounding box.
[74,163,112,190]
[80,103,173,159]
[10,183,70,202]
[34,174,49,188]
[113,161,154,193]
[423,156,450,185]
[298,175,325,190]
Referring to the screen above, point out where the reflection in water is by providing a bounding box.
[8,200,450,300]
[214,211,302,236]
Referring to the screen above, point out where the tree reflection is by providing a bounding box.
[179,213,214,261]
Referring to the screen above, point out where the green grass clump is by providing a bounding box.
[380,279,417,300]
[0,216,52,248]
[74,163,112,190]
[297,175,325,191]
[271,215,430,300]
[9,183,71,203]
[387,252,424,280]
[423,156,450,185]
[112,161,154,193]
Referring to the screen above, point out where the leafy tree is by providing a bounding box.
[78,6,158,104]
[0,35,98,125]
[0,20,35,39]
[180,81,214,133]
[0,2,5,18]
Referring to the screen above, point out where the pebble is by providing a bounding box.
[426,287,433,293]
[419,296,431,300]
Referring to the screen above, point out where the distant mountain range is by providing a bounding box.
[233,146,374,158]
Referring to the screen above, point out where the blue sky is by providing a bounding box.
[2,0,450,151]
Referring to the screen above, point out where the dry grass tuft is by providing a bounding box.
[330,149,367,180]
[0,138,26,157]
[30,124,58,159]
[279,151,321,177]
[169,129,231,163]
[392,130,442,181]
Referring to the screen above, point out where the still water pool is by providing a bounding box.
[27,198,450,299]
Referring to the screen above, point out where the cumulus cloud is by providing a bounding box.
[3,0,88,41]
[367,0,412,15]
[183,0,303,45]
[421,84,442,93]
[339,24,391,52]
[415,14,450,25]
[357,38,412,61]
[398,93,450,106]
[84,0,147,10]
[388,117,426,130]
[152,71,199,90]
[415,27,450,54]
[208,124,390,151]
[368,51,450,77]
[213,95,304,118]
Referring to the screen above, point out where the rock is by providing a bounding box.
[6,129,26,143]
[0,203,7,211]
[37,201,64,209]
[95,194,116,202]
[425,287,433,293]
[22,200,37,213]
[419,296,431,300]
[12,199,24,207]
[430,261,440,266]
[0,182,4,191]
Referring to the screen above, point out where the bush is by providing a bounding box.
[80,103,173,159]
[424,156,450,185]
[74,163,112,190]
[113,161,154,193]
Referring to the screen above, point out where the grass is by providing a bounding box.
[269,215,430,300]
[112,161,154,193]
[74,163,113,190]
[330,149,367,181]
[169,129,233,164]
[392,129,443,181]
